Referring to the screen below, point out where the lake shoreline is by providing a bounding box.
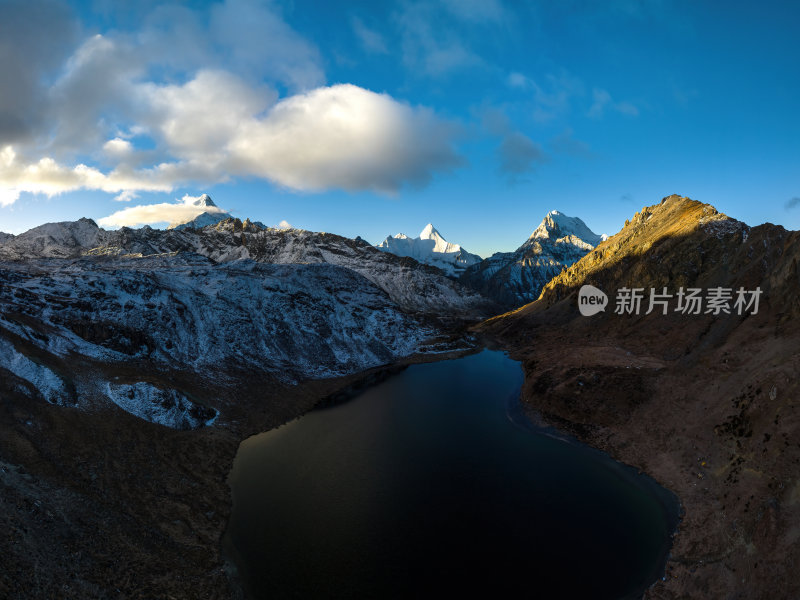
[477,318,800,599]
[225,349,681,599]
[0,340,683,599]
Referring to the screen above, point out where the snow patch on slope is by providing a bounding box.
[0,338,70,405]
[104,382,218,429]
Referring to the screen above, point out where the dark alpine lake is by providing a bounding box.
[225,350,680,599]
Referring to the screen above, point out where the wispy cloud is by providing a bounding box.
[498,132,547,181]
[351,16,388,54]
[588,87,639,118]
[440,0,507,23]
[549,128,593,158]
[785,197,800,210]
[506,70,585,123]
[394,1,485,76]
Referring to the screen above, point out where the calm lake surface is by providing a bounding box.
[226,350,679,599]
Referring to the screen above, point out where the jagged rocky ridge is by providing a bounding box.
[0,218,492,315]
[376,223,482,276]
[460,210,604,309]
[0,218,495,429]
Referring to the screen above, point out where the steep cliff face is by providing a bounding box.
[461,210,603,309]
[479,195,800,600]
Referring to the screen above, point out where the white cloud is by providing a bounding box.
[0,188,20,207]
[0,3,463,209]
[139,69,276,159]
[97,195,227,228]
[104,137,133,157]
[225,84,463,193]
[113,190,138,202]
[2,77,461,204]
[0,144,175,200]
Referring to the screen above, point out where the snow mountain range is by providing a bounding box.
[0,217,495,431]
[0,205,604,431]
[376,223,482,276]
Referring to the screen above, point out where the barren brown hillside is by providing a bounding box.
[479,194,800,599]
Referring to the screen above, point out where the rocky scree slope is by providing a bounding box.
[479,194,800,600]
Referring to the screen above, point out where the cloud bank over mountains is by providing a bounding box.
[0,0,462,222]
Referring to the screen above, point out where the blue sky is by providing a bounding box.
[0,0,798,257]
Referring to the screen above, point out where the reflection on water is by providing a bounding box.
[226,350,679,599]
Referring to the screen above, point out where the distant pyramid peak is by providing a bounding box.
[420,223,443,240]
[190,194,216,208]
[376,223,481,275]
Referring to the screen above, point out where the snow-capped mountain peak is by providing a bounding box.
[377,224,482,276]
[527,210,604,247]
[419,223,457,254]
[168,193,233,230]
[420,223,441,239]
[190,193,216,208]
[460,209,603,309]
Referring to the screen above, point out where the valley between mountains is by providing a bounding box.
[1,194,798,598]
